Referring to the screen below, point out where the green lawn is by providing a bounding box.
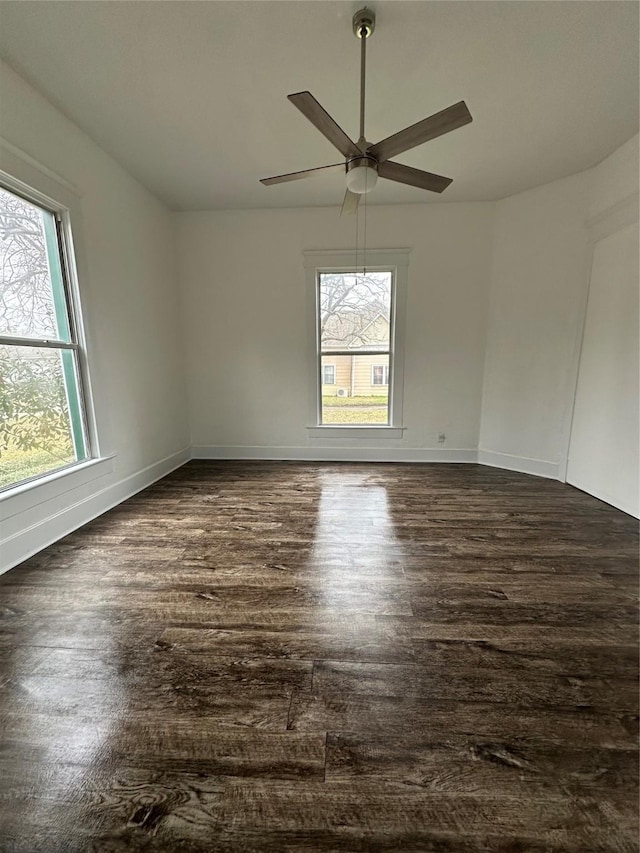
[322,394,388,407]
[322,407,388,424]
[0,430,74,489]
[322,394,389,424]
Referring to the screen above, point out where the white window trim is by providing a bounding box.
[0,454,115,518]
[0,141,112,496]
[304,248,409,439]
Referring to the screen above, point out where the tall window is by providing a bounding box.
[318,270,393,425]
[0,184,90,490]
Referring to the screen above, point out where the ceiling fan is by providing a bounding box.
[260,7,473,214]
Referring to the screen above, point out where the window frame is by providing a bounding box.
[304,249,409,439]
[0,165,99,493]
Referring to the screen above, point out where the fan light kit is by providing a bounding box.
[261,7,473,214]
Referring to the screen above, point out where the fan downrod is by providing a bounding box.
[353,7,375,39]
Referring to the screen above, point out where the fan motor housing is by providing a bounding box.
[353,8,375,39]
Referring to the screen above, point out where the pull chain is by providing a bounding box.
[363,183,367,275]
[355,191,360,275]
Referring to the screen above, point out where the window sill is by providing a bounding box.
[307,426,405,440]
[0,455,115,519]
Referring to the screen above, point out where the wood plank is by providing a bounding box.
[325,731,639,796]
[311,659,638,711]
[158,625,417,664]
[288,691,637,749]
[379,615,639,645]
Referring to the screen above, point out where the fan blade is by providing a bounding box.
[340,189,361,216]
[260,163,344,186]
[288,91,361,159]
[378,160,453,193]
[367,101,472,163]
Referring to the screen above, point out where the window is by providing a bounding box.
[305,249,408,436]
[318,269,393,425]
[372,364,389,386]
[0,184,91,490]
[322,364,336,385]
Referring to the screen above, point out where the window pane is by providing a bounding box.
[0,345,85,489]
[321,354,389,425]
[0,186,70,341]
[319,272,391,353]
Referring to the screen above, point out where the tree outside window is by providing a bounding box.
[0,184,90,490]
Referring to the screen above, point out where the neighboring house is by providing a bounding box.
[321,311,390,397]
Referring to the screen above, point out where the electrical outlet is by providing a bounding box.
[438,433,446,444]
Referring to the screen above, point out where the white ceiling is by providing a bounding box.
[0,1,637,211]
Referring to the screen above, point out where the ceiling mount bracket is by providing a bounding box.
[352,7,375,39]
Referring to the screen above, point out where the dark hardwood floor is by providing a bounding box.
[0,461,637,852]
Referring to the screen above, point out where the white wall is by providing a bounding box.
[176,203,494,460]
[478,172,591,478]
[479,135,639,505]
[566,139,639,517]
[0,61,190,572]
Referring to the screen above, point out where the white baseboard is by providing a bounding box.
[0,446,191,575]
[10,443,626,577]
[191,445,479,464]
[566,477,639,519]
[477,449,561,480]
[192,446,564,480]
